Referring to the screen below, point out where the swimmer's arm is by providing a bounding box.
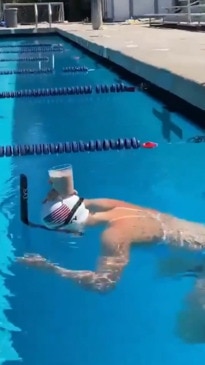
[66,228,130,292]
[17,229,130,293]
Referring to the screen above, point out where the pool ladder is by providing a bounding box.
[34,2,65,29]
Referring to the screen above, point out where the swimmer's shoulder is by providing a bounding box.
[84,197,144,211]
[87,198,139,207]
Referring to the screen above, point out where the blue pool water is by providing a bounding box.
[1,34,205,365]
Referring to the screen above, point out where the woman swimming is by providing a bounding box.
[18,180,205,293]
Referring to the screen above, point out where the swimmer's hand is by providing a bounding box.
[17,254,116,293]
[17,254,55,269]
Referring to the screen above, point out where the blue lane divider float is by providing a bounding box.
[0,57,48,62]
[0,43,62,48]
[0,83,135,99]
[0,67,87,76]
[0,68,53,75]
[0,46,63,54]
[62,66,88,73]
[0,138,158,157]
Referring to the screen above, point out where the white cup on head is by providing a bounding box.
[48,164,74,196]
[48,163,73,178]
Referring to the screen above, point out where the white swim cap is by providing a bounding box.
[41,195,89,232]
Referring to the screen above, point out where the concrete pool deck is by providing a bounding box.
[1,22,205,111]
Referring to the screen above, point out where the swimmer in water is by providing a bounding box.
[18,175,205,293]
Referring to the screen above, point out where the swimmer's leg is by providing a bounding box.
[164,216,205,250]
[176,274,205,343]
[158,255,204,278]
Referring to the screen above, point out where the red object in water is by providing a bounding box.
[142,141,158,149]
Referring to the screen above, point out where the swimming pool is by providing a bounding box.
[1,33,205,365]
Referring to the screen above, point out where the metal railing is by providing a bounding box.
[163,0,205,25]
[3,2,65,28]
[164,0,199,13]
[133,0,205,26]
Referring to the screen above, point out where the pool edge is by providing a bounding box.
[0,25,205,114]
[56,27,205,113]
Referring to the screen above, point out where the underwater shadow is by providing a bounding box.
[153,106,183,142]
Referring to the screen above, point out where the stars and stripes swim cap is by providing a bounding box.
[43,201,70,227]
[41,195,89,232]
